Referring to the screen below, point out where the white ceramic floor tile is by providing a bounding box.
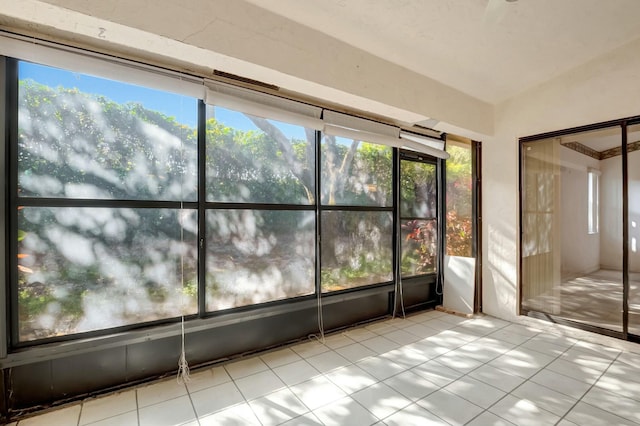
[529,368,592,399]
[564,401,634,426]
[289,375,347,411]
[488,394,561,426]
[83,410,138,426]
[416,389,483,425]
[234,369,286,401]
[351,382,411,420]
[501,323,543,338]
[365,321,398,335]
[185,365,231,393]
[410,359,464,387]
[322,333,356,350]
[455,339,513,363]
[335,342,377,363]
[224,356,269,380]
[260,347,303,369]
[136,378,188,408]
[360,335,400,355]
[444,376,506,409]
[342,327,378,342]
[572,340,621,360]
[466,411,516,426]
[79,390,137,425]
[404,340,449,361]
[434,349,485,373]
[382,402,446,426]
[18,405,81,426]
[616,350,640,367]
[306,350,350,373]
[581,385,640,424]
[468,364,527,393]
[487,329,534,346]
[545,358,603,384]
[138,395,196,426]
[248,388,309,426]
[511,380,576,416]
[356,355,405,381]
[519,337,569,358]
[313,396,378,426]
[273,359,321,386]
[436,313,470,326]
[383,369,440,401]
[594,370,640,402]
[382,329,420,346]
[324,364,378,394]
[560,348,614,372]
[279,412,323,425]
[488,348,555,379]
[189,380,244,418]
[380,347,427,370]
[403,323,440,339]
[198,401,260,426]
[421,318,456,332]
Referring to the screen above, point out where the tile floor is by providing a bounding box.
[9,310,640,426]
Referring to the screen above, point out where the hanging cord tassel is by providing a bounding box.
[177,314,190,383]
[308,287,326,345]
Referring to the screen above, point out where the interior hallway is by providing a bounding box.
[9,310,640,426]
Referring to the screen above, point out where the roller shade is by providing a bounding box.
[322,110,401,148]
[400,131,449,159]
[205,82,323,129]
[1,35,205,99]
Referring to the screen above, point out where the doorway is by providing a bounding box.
[520,118,640,339]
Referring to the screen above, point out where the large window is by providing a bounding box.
[400,159,438,276]
[16,61,198,341]
[320,135,393,291]
[204,105,316,310]
[8,53,448,345]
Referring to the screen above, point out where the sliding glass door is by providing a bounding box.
[521,126,625,334]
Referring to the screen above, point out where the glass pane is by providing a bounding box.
[321,211,393,292]
[205,106,315,204]
[628,123,640,336]
[18,61,198,201]
[17,207,197,341]
[205,209,315,311]
[400,161,437,218]
[521,128,623,332]
[321,135,392,206]
[446,142,473,257]
[401,219,437,276]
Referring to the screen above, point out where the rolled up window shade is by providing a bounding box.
[1,35,205,99]
[205,82,323,129]
[323,124,403,147]
[400,131,449,159]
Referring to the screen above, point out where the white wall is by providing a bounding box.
[560,147,600,277]
[484,37,640,320]
[600,155,623,270]
[599,150,640,272]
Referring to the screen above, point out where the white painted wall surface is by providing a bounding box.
[599,150,640,272]
[560,147,601,278]
[599,155,623,271]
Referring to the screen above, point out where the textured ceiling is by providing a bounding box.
[245,0,640,104]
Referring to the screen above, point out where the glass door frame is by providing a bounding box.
[519,115,640,341]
